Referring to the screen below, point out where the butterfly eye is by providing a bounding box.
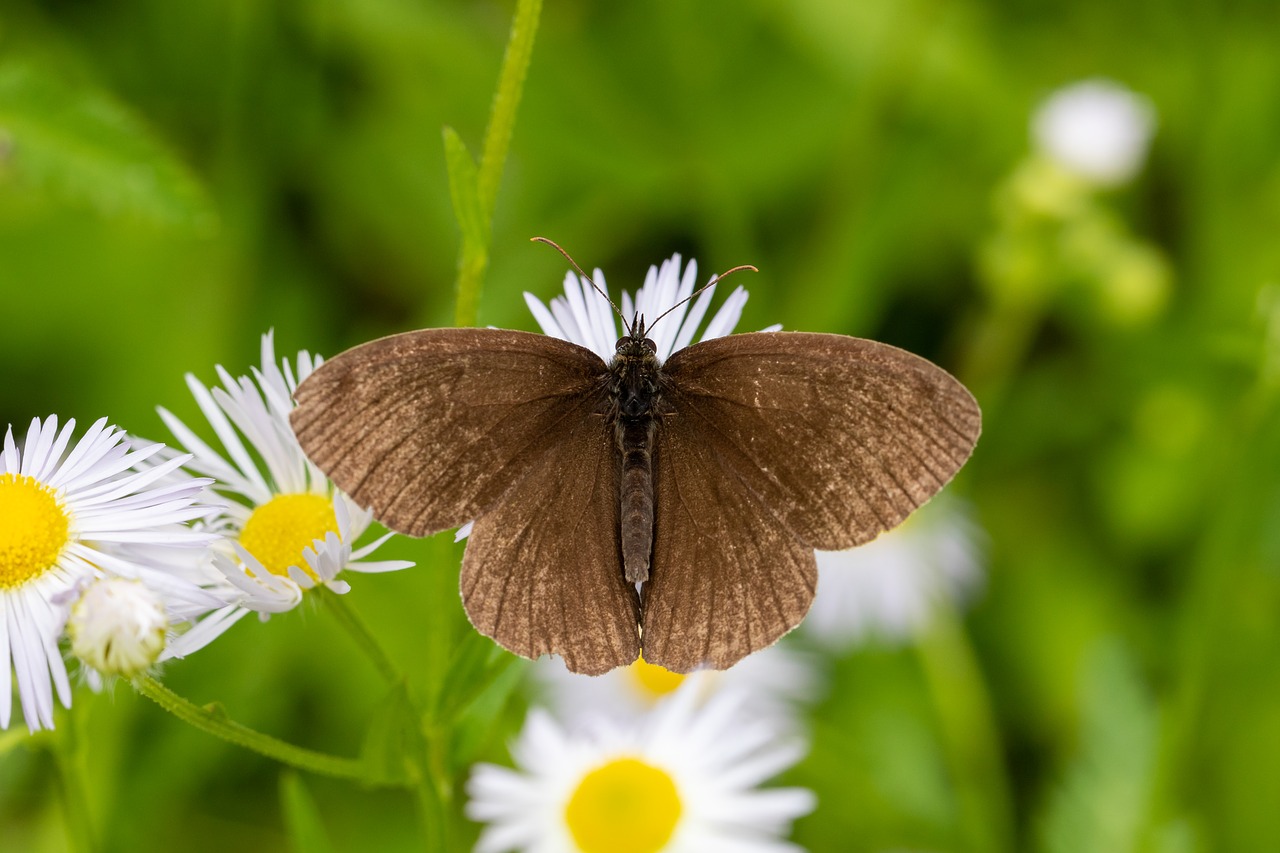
[644,338,658,353]
[615,336,629,350]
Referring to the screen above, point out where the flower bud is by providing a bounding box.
[68,577,168,678]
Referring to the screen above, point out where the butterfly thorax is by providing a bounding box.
[609,328,662,586]
[608,333,662,417]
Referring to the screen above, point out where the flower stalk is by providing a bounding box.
[133,676,370,782]
[449,0,543,328]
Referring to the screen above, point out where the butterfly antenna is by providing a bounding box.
[531,236,632,336]
[647,263,759,333]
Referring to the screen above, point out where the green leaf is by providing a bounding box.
[360,683,428,787]
[1037,642,1160,853]
[447,655,526,773]
[279,772,338,853]
[0,59,215,227]
[433,628,519,724]
[442,125,486,252]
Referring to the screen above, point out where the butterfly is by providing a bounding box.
[289,247,980,675]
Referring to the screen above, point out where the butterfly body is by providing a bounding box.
[291,323,980,675]
[608,322,663,584]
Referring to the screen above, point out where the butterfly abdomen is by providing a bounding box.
[610,336,662,585]
[619,418,656,584]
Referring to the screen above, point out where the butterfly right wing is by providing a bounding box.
[641,330,979,672]
[290,328,609,537]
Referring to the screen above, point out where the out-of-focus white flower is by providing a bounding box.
[0,416,213,731]
[532,644,820,727]
[467,687,815,853]
[159,332,413,659]
[67,577,169,679]
[803,494,983,649]
[1032,79,1156,186]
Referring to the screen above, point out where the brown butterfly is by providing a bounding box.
[289,248,980,675]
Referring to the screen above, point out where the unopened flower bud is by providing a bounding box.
[68,577,168,678]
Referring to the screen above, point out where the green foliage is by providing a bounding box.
[280,773,338,853]
[0,59,213,227]
[361,684,428,788]
[1038,642,1159,853]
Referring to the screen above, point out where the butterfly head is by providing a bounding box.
[615,314,660,363]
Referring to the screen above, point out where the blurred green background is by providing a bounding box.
[3,0,1280,850]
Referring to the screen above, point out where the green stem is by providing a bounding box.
[317,586,403,684]
[418,722,456,853]
[51,717,97,853]
[414,776,448,853]
[133,676,369,782]
[452,0,543,327]
[476,0,541,221]
[916,600,1016,853]
[957,296,1044,413]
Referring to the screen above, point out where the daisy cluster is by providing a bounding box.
[465,256,986,853]
[0,332,412,732]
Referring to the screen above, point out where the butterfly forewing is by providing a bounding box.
[290,329,609,537]
[460,395,640,675]
[660,331,981,552]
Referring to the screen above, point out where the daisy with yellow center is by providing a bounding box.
[533,645,819,728]
[158,332,412,659]
[0,416,214,730]
[467,686,815,853]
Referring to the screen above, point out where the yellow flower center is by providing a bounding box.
[628,653,686,699]
[0,473,71,589]
[238,493,339,579]
[564,757,682,853]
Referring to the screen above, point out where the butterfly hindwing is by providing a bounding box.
[460,396,640,675]
[642,416,817,673]
[290,328,609,537]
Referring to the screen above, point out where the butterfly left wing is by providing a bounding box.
[291,327,639,674]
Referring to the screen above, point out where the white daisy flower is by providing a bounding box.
[467,686,816,853]
[525,253,779,362]
[1032,79,1156,186]
[803,494,983,649]
[158,331,413,658]
[0,415,213,731]
[532,644,820,727]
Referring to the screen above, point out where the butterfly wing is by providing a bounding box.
[460,394,640,675]
[291,328,639,674]
[290,328,608,536]
[641,331,980,671]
